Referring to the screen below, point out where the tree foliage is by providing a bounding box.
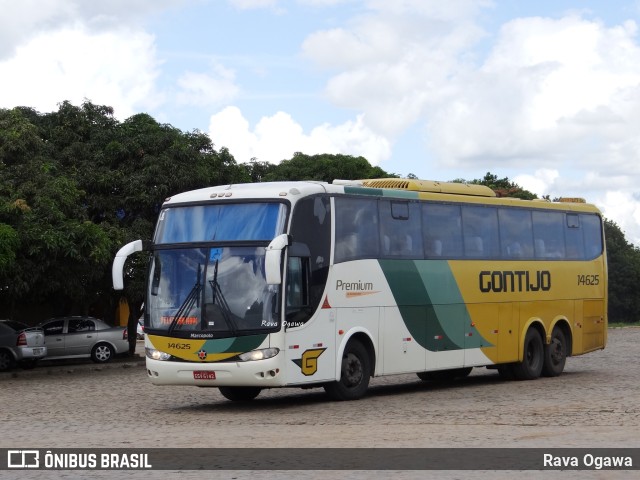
[2,101,638,325]
[0,102,247,320]
[260,152,392,183]
[604,220,640,323]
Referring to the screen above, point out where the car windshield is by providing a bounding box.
[147,246,280,337]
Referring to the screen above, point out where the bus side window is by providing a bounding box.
[581,214,603,259]
[461,205,499,258]
[286,256,309,310]
[423,203,462,258]
[532,210,565,259]
[565,213,585,259]
[379,200,423,258]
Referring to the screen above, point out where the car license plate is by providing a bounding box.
[193,371,216,380]
[32,348,44,355]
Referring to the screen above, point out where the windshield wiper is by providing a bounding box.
[209,259,239,334]
[168,264,202,334]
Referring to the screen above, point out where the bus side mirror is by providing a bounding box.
[112,240,145,290]
[265,234,291,285]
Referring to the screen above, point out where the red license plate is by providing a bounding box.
[193,371,216,380]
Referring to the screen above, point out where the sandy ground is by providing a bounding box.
[1,328,638,479]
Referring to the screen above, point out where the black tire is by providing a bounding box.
[417,367,473,382]
[91,343,115,363]
[0,350,16,371]
[218,386,262,402]
[542,327,567,377]
[511,328,544,380]
[324,340,371,401]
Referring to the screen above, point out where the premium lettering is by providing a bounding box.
[336,280,374,291]
[479,270,551,293]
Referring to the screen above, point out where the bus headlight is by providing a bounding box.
[238,348,279,362]
[145,347,171,361]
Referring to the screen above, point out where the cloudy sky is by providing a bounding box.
[3,0,640,244]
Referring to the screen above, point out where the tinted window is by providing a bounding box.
[462,206,499,258]
[499,208,534,258]
[42,320,65,335]
[379,200,423,258]
[287,196,331,325]
[582,214,603,259]
[565,213,585,259]
[423,204,463,257]
[69,318,95,333]
[334,197,379,263]
[532,210,565,258]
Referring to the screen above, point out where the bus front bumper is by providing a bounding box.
[145,355,286,387]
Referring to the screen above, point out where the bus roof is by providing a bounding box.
[162,179,601,214]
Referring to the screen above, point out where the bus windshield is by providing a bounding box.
[154,202,287,244]
[147,246,280,337]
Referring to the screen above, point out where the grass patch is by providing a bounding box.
[609,322,640,328]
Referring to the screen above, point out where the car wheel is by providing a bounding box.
[0,350,16,371]
[91,343,115,363]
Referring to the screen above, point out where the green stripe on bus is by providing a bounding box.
[379,259,491,351]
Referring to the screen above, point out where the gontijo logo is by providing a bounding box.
[336,279,379,298]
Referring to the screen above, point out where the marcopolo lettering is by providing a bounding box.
[479,270,551,293]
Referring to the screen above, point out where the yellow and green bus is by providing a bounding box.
[112,178,607,401]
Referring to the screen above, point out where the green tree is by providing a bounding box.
[464,172,538,200]
[604,220,640,323]
[0,101,247,322]
[265,152,392,182]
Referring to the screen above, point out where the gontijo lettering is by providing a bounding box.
[479,270,551,293]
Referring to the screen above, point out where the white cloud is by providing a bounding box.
[176,63,240,107]
[427,17,640,168]
[600,191,640,246]
[302,0,490,137]
[0,0,181,59]
[208,106,391,164]
[0,26,162,118]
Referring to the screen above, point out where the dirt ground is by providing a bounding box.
[1,327,638,479]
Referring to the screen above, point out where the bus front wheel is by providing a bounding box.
[542,327,567,377]
[511,328,544,380]
[324,340,371,401]
[218,386,262,402]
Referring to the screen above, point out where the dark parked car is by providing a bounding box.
[38,316,128,363]
[0,320,47,371]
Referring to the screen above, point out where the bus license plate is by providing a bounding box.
[193,371,216,380]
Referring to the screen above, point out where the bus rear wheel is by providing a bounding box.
[218,386,262,402]
[512,328,544,380]
[324,340,371,401]
[542,327,567,377]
